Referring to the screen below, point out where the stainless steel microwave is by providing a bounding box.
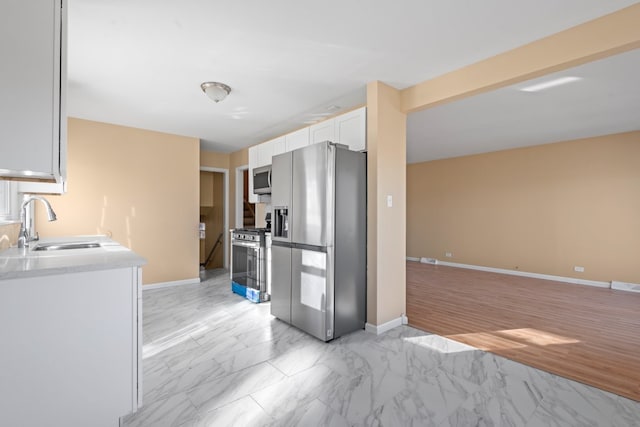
[253,165,271,194]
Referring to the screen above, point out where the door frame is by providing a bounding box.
[199,166,229,269]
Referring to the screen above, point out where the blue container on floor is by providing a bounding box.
[231,281,247,298]
[245,288,261,303]
[231,282,263,303]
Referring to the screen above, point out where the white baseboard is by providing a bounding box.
[365,314,409,335]
[406,257,420,262]
[142,277,201,291]
[611,280,640,293]
[407,257,610,289]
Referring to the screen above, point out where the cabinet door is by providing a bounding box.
[248,146,258,203]
[0,268,137,425]
[135,267,142,409]
[335,107,366,151]
[310,119,335,145]
[0,0,66,181]
[285,127,310,152]
[272,137,286,157]
[257,136,285,167]
[256,143,270,168]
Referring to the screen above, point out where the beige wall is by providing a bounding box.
[367,81,407,325]
[360,4,640,327]
[200,150,230,170]
[37,118,200,285]
[407,132,640,284]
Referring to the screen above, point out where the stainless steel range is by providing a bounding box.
[230,228,271,303]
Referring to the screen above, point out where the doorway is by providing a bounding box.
[235,166,255,229]
[199,169,228,270]
[242,169,256,227]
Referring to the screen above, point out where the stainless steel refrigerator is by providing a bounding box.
[270,141,366,341]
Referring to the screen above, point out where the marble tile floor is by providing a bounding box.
[123,269,640,427]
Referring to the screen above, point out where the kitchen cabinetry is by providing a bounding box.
[334,107,366,151]
[310,119,335,144]
[247,107,366,202]
[0,263,143,427]
[257,136,286,167]
[285,127,310,152]
[309,107,366,151]
[0,0,67,184]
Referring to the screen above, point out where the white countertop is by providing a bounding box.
[0,235,147,280]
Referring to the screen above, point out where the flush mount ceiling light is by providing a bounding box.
[201,82,231,103]
[519,76,582,93]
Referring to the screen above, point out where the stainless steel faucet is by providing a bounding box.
[17,196,57,248]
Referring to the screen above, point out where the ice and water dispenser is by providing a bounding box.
[273,207,288,239]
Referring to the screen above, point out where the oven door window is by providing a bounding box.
[246,246,259,289]
[231,243,248,286]
[232,243,260,290]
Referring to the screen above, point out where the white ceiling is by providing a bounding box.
[407,48,640,163]
[67,0,638,153]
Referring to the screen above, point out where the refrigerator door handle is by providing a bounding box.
[292,242,327,253]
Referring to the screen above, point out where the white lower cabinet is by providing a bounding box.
[0,267,142,427]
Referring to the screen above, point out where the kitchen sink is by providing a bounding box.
[31,242,102,251]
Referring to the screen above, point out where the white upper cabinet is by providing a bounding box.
[334,107,366,152]
[247,107,366,202]
[257,136,286,168]
[310,119,336,145]
[285,127,310,152]
[0,0,67,183]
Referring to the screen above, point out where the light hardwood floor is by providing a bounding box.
[406,261,640,402]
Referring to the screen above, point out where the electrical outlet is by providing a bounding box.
[574,266,585,272]
[445,252,452,257]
